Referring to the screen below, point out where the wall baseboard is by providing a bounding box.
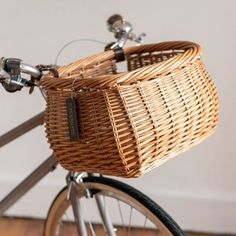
[148,190,236,234]
[1,180,235,234]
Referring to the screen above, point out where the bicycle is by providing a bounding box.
[0,14,185,236]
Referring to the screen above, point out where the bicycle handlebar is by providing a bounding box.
[20,63,42,79]
[0,14,145,93]
[0,58,43,92]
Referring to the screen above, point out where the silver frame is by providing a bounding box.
[0,112,115,236]
[0,111,58,216]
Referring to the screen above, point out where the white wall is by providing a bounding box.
[0,0,235,233]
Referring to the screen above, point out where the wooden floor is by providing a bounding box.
[0,217,233,236]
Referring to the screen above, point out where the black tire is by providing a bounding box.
[44,176,185,236]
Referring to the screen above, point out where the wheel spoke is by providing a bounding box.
[127,206,133,236]
[117,199,127,234]
[142,216,148,234]
[143,216,147,228]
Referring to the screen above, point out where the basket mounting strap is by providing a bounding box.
[113,47,125,62]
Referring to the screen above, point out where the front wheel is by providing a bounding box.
[44,176,185,236]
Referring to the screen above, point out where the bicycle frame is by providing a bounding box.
[0,112,115,236]
[0,112,58,216]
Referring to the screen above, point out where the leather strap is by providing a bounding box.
[113,47,125,62]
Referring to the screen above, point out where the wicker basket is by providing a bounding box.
[41,41,219,178]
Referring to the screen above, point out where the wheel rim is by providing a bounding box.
[45,181,172,236]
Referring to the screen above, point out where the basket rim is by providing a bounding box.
[41,41,201,90]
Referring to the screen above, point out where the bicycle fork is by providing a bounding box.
[67,172,116,236]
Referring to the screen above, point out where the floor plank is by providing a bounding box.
[0,217,43,236]
[0,217,233,236]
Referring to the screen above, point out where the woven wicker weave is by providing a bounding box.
[41,41,219,177]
